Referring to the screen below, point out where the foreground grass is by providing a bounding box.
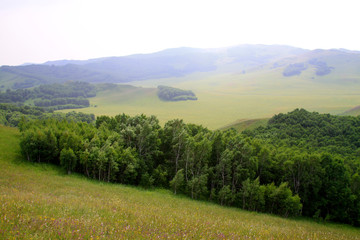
[1,126,359,239]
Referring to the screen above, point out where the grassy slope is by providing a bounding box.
[341,106,360,116]
[219,118,269,132]
[1,126,360,239]
[59,63,360,130]
[0,71,24,89]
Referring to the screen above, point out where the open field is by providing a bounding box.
[60,66,360,129]
[1,125,360,239]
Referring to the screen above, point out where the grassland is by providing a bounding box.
[59,64,360,130]
[1,125,360,239]
[219,118,269,132]
[341,105,360,116]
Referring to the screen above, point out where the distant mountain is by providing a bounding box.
[19,62,36,66]
[0,64,116,89]
[1,44,360,89]
[272,48,360,84]
[43,57,110,66]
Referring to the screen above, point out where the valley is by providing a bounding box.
[59,67,360,129]
[2,45,360,129]
[2,0,360,237]
[1,45,360,237]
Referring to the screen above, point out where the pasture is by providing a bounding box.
[61,66,360,129]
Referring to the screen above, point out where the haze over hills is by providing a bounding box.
[1,44,360,90]
[2,44,360,129]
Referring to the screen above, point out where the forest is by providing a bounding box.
[17,108,360,226]
[0,103,95,127]
[0,81,95,110]
[157,85,197,101]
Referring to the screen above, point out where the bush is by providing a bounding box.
[157,85,197,101]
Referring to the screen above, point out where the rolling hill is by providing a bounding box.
[1,45,360,91]
[0,44,311,89]
[341,105,360,116]
[219,118,269,132]
[2,44,360,129]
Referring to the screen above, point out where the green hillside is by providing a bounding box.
[62,64,360,129]
[0,64,116,89]
[122,48,360,129]
[341,105,360,116]
[2,45,360,130]
[1,125,360,239]
[219,118,269,132]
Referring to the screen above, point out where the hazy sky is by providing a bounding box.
[0,0,359,66]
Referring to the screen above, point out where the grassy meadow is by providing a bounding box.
[1,126,360,239]
[59,65,360,130]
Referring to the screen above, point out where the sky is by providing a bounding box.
[0,0,359,66]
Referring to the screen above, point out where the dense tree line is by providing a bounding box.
[0,103,95,127]
[157,85,197,101]
[17,109,360,225]
[0,82,95,109]
[19,114,302,218]
[245,109,360,159]
[34,97,90,108]
[244,109,360,225]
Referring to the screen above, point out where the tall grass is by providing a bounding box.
[1,125,359,239]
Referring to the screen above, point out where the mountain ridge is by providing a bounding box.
[1,44,360,90]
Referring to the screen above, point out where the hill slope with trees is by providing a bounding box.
[2,125,359,239]
[0,81,96,110]
[0,103,95,127]
[16,108,360,226]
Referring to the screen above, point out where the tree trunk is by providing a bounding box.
[85,165,89,178]
[108,162,111,182]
